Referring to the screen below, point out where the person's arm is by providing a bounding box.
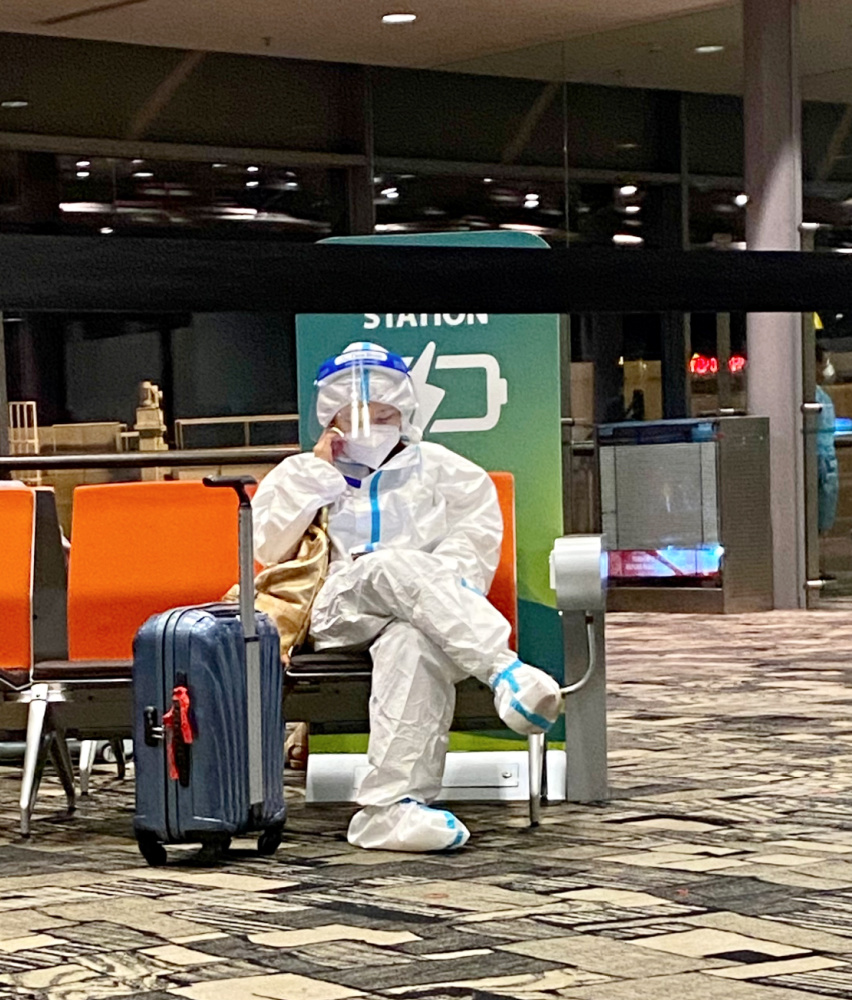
[432,454,503,590]
[253,445,347,565]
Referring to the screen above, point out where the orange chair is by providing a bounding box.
[284,473,546,824]
[21,480,246,834]
[0,486,35,687]
[486,472,518,652]
[66,481,243,661]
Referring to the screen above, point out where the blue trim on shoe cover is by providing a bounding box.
[400,798,466,848]
[434,806,466,847]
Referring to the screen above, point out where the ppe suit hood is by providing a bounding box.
[314,341,421,444]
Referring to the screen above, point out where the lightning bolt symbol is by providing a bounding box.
[404,341,446,432]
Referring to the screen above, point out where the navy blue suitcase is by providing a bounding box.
[132,476,286,865]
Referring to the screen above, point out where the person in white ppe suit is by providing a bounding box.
[252,342,563,852]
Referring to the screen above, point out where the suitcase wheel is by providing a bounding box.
[137,833,167,867]
[257,826,283,856]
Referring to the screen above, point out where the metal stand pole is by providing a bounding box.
[562,610,608,802]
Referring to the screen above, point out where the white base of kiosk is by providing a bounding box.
[305,750,570,804]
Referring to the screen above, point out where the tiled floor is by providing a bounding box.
[3,610,852,998]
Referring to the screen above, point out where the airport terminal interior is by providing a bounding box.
[4,0,852,997]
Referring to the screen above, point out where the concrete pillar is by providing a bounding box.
[744,0,804,608]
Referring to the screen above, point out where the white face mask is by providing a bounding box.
[342,425,401,469]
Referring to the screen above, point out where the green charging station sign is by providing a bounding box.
[296,232,564,690]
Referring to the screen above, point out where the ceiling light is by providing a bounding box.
[624,205,641,214]
[695,44,725,54]
[1,100,28,109]
[800,221,820,231]
[283,181,299,190]
[834,247,852,254]
[76,160,91,168]
[99,227,114,235]
[212,162,227,168]
[133,171,153,179]
[619,184,638,197]
[612,233,644,246]
[76,171,90,179]
[246,180,260,188]
[381,186,400,199]
[734,193,749,207]
[483,177,493,184]
[132,159,144,165]
[616,141,639,150]
[382,12,417,23]
[247,165,260,173]
[59,201,111,213]
[500,223,550,234]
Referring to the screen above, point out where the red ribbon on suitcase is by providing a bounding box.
[162,685,193,781]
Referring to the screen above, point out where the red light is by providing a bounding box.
[690,353,746,375]
[690,354,712,375]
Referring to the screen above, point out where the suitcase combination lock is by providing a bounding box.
[143,707,164,746]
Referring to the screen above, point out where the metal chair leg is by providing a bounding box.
[49,728,76,816]
[20,686,49,837]
[110,738,127,781]
[78,740,98,796]
[528,732,545,827]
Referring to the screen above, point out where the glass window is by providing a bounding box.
[373,173,566,244]
[51,156,336,237]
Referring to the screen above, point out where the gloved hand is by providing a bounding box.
[313,426,344,465]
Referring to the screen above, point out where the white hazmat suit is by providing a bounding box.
[253,342,563,852]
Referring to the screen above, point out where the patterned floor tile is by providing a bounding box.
[630,926,813,959]
[497,933,730,975]
[249,924,419,948]
[170,972,364,999]
[706,954,847,979]
[8,610,852,998]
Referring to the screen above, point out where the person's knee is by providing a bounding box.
[355,548,445,595]
[371,621,446,676]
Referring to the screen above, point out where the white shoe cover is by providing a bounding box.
[489,660,563,735]
[347,799,470,852]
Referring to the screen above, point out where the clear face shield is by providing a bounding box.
[310,345,420,472]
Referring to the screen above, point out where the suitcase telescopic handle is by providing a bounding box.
[202,475,257,507]
[203,474,264,805]
[202,474,257,618]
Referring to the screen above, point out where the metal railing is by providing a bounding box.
[0,447,298,472]
[174,414,299,450]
